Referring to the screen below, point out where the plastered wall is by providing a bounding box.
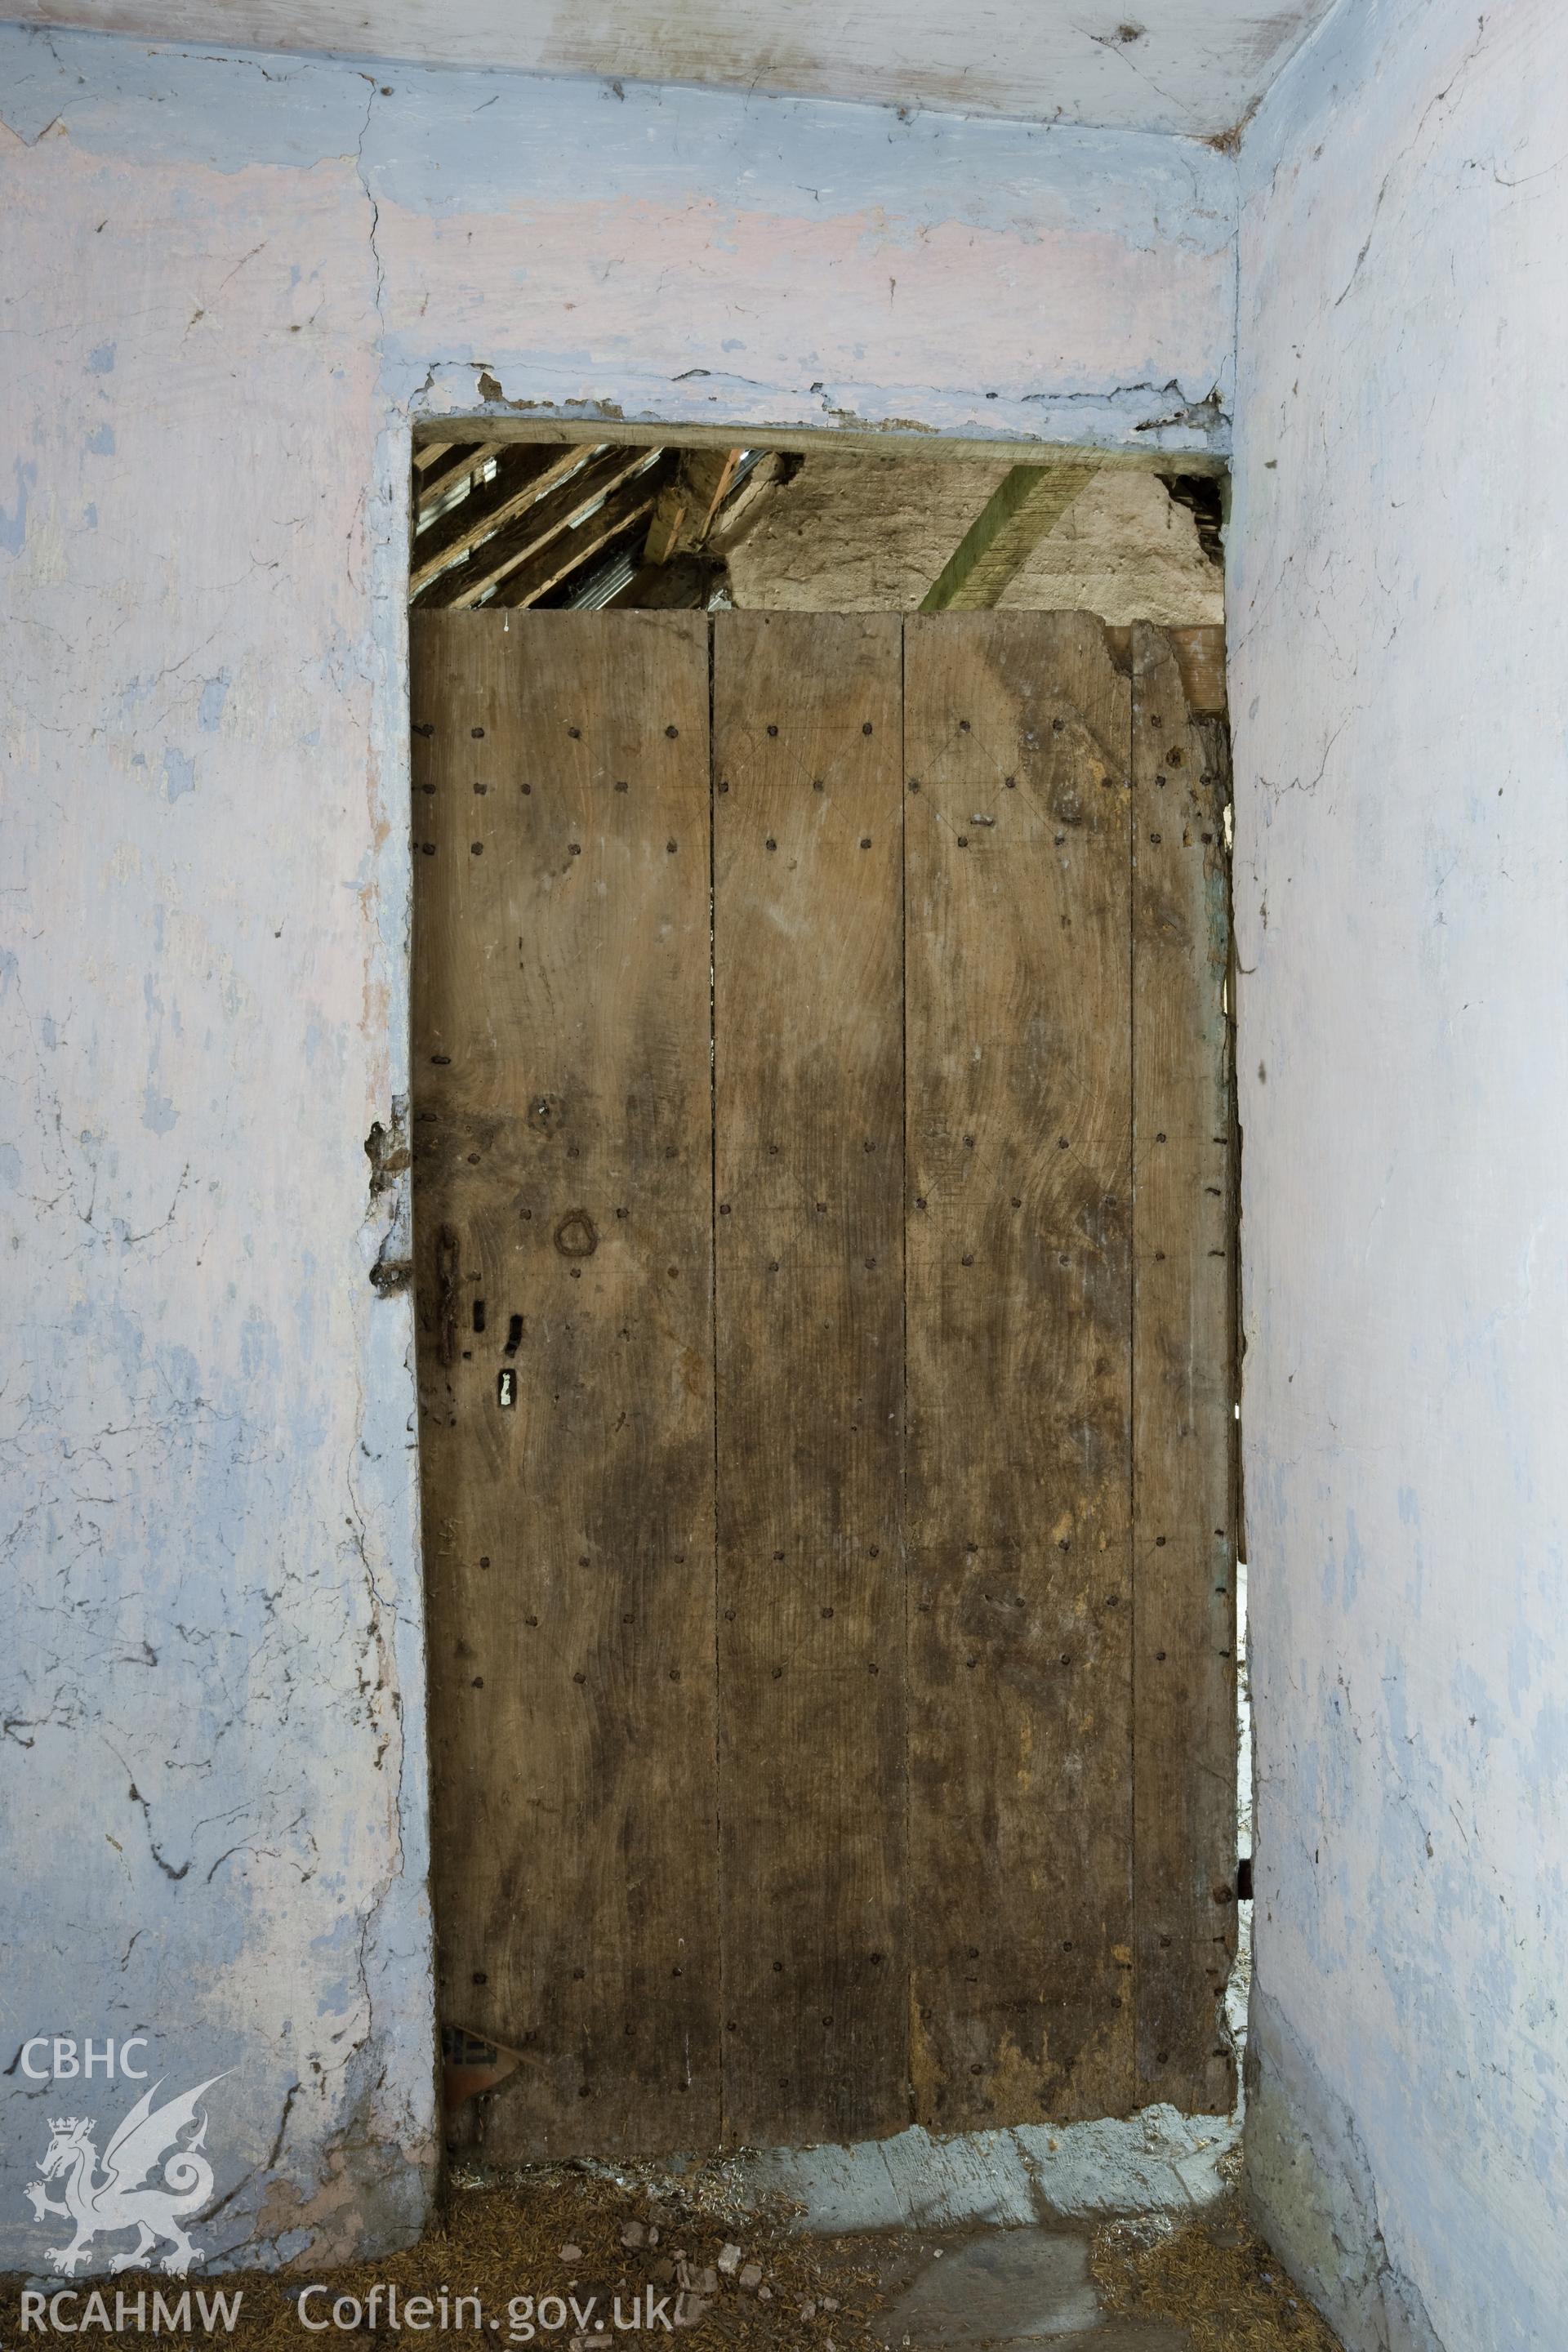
[1231,3,1568,2345]
[0,24,1236,2268]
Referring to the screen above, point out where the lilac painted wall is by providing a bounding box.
[1232,4,1568,2345]
[0,24,1236,2268]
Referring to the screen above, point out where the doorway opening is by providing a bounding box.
[404,429,1241,2167]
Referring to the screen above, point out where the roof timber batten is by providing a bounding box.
[415,448,655,609]
[484,467,675,609]
[409,443,596,595]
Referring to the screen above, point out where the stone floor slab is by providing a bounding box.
[873,2230,1100,2341]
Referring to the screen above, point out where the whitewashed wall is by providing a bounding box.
[1232,4,1568,2345]
[0,24,1236,2268]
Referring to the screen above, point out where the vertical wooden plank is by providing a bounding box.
[410,610,719,2158]
[904,611,1136,2129]
[712,611,908,2145]
[1131,621,1237,2114]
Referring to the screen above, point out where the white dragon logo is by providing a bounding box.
[24,2076,225,2276]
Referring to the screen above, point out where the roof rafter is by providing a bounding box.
[644,448,744,565]
[486,460,675,609]
[410,443,597,598]
[917,461,1102,612]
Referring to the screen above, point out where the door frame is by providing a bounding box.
[399,412,1241,2156]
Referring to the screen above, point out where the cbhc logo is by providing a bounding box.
[20,2038,150,2080]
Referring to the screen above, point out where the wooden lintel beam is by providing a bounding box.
[412,416,1226,478]
[918,461,1102,612]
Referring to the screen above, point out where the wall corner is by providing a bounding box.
[1245,1989,1446,2352]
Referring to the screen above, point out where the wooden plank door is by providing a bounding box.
[1129,625,1236,2114]
[411,608,1236,2158]
[411,612,720,2155]
[903,611,1136,2126]
[711,613,906,2145]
